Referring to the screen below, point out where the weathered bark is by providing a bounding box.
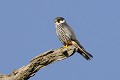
[0,45,77,80]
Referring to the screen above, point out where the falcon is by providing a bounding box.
[54,17,93,60]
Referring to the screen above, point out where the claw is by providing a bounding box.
[61,45,68,49]
[63,45,68,48]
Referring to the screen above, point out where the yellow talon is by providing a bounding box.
[63,45,68,48]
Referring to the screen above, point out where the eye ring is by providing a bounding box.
[57,19,61,23]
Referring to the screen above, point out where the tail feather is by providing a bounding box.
[77,47,93,60]
[71,40,93,60]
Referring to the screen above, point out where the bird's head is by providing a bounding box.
[54,17,66,25]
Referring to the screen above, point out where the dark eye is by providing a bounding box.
[57,19,61,23]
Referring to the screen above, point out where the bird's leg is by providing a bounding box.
[63,45,68,48]
[61,41,73,49]
[60,44,68,49]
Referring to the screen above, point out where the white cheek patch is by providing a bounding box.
[55,20,66,25]
[60,20,65,23]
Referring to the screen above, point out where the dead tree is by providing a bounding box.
[0,45,78,80]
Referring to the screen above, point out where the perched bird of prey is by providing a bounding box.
[54,17,93,60]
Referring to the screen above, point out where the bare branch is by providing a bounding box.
[0,45,77,80]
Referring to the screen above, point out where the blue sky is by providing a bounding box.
[0,0,120,80]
